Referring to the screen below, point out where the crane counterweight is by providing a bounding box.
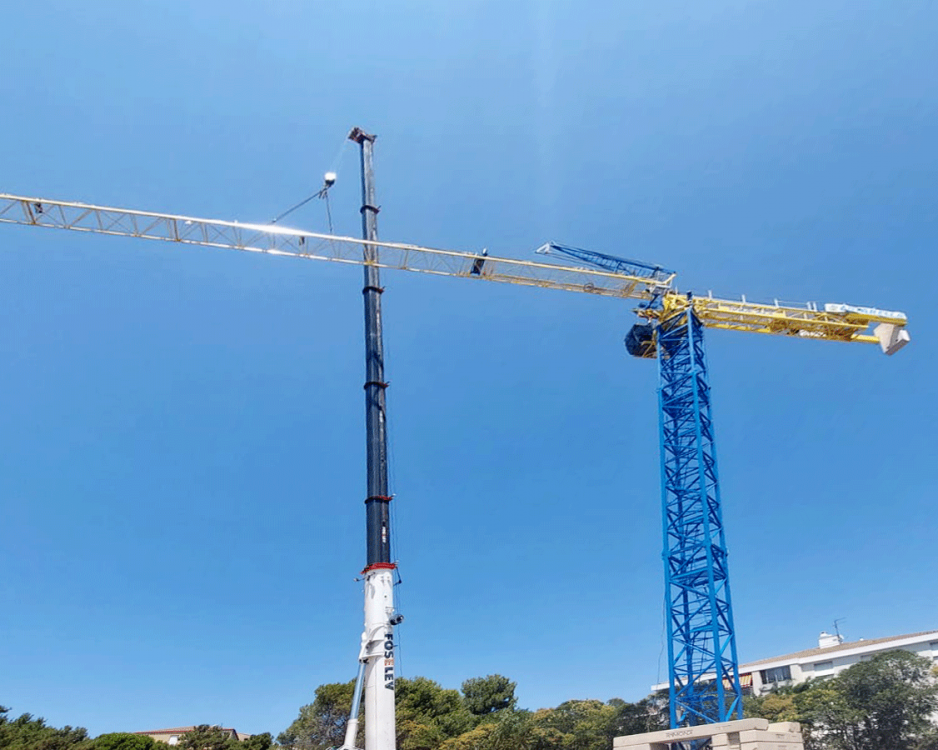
[625,323,657,359]
[874,323,911,355]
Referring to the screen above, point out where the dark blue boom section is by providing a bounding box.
[657,307,743,727]
[536,243,675,285]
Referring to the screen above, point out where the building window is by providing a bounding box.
[814,661,833,672]
[760,665,791,683]
[930,642,938,661]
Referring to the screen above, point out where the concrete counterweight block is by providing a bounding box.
[712,730,805,749]
[614,718,804,750]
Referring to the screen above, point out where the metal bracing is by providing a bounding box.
[651,293,905,345]
[658,308,743,727]
[534,242,677,285]
[0,193,661,302]
[0,193,909,349]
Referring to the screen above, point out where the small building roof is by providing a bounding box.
[742,629,938,669]
[134,726,238,735]
[134,728,195,734]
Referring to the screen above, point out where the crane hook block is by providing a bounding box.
[625,323,657,359]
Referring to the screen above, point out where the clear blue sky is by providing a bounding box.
[1,0,936,739]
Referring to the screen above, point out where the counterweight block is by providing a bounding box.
[626,322,657,359]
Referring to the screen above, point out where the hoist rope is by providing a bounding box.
[323,191,335,234]
[269,192,319,225]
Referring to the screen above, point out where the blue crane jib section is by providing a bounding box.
[657,308,743,728]
[541,243,674,284]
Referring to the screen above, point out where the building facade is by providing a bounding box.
[742,629,938,696]
[134,726,252,745]
[652,629,938,697]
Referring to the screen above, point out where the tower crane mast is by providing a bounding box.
[0,133,910,745]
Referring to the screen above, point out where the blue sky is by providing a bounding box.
[1,0,936,739]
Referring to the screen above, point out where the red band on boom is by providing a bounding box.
[362,562,397,573]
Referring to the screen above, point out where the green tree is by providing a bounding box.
[460,676,517,718]
[171,725,269,750]
[481,711,543,750]
[0,706,91,750]
[92,733,158,750]
[240,733,273,750]
[441,711,546,750]
[743,688,800,725]
[915,731,938,750]
[745,651,938,750]
[396,677,476,746]
[278,680,357,750]
[397,720,444,750]
[828,650,937,750]
[177,725,235,750]
[530,700,617,750]
[438,722,496,750]
[607,698,667,738]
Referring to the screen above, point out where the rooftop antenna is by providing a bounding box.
[834,617,846,641]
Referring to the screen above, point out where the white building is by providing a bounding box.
[653,629,938,697]
[743,629,938,696]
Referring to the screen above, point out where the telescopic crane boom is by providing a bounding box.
[0,175,910,738]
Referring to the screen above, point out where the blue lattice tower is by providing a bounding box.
[657,306,743,727]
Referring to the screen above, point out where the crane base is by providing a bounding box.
[614,719,804,750]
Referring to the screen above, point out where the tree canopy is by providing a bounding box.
[7,650,936,750]
[91,734,158,750]
[277,680,358,750]
[745,650,938,750]
[174,725,271,750]
[0,706,91,750]
[0,708,273,750]
[277,676,665,750]
[460,676,517,717]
